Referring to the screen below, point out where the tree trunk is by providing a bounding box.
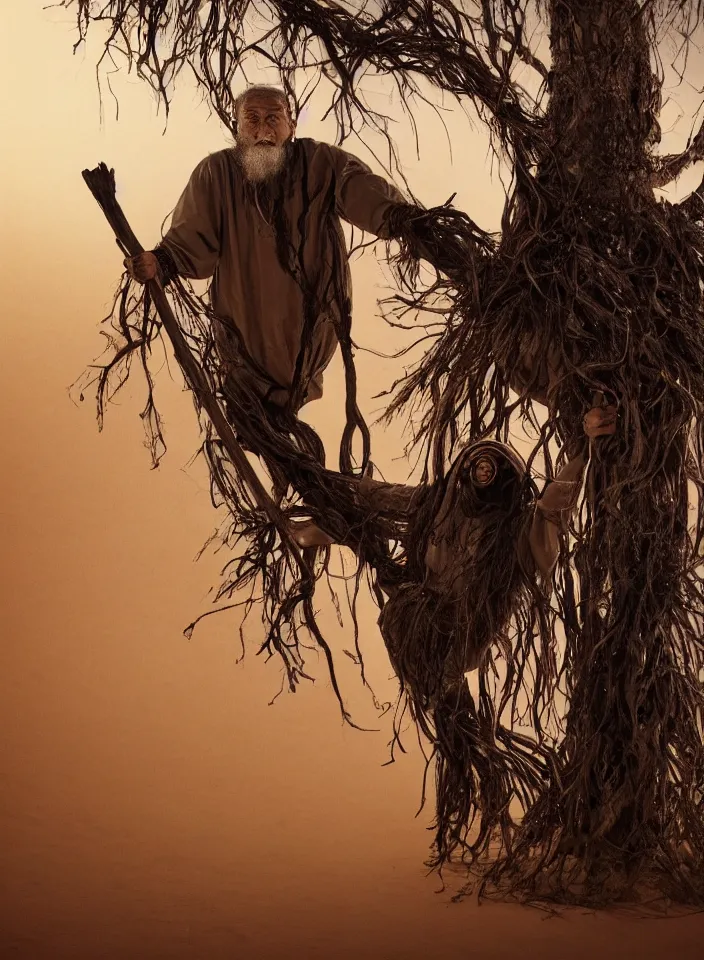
[494,1,704,901]
[546,0,659,201]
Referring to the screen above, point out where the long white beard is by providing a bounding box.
[236,142,287,183]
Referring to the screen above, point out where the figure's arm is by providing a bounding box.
[159,155,223,280]
[357,475,420,514]
[125,155,223,284]
[329,144,407,239]
[329,144,476,282]
[528,404,617,582]
[288,473,420,550]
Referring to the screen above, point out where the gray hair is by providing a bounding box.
[233,84,292,121]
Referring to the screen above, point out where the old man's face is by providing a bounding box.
[235,91,295,182]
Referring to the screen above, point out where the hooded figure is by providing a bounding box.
[381,441,538,689]
[369,440,552,863]
[294,404,616,864]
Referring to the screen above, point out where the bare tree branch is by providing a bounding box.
[652,112,704,187]
[677,169,704,218]
[64,0,546,163]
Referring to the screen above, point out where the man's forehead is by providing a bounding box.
[241,92,288,113]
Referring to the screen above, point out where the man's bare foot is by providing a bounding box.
[289,519,335,548]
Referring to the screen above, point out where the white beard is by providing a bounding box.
[236,142,287,183]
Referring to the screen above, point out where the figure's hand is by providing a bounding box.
[583,404,617,439]
[124,251,158,283]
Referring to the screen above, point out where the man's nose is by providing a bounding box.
[255,121,274,140]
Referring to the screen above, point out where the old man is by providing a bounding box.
[126,83,415,414]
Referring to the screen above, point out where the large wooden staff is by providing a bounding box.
[82,162,309,575]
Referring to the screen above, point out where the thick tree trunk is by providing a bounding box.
[499,1,704,900]
[545,0,659,200]
[547,0,659,842]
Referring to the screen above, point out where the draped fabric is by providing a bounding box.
[159,139,405,408]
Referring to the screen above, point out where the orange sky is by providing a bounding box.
[3,3,704,957]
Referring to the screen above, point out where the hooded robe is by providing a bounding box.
[347,442,581,701]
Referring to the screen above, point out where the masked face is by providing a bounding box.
[455,445,524,512]
[470,455,497,487]
[457,451,499,490]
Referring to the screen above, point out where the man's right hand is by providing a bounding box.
[124,252,158,283]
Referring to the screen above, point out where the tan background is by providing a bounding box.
[3,3,704,957]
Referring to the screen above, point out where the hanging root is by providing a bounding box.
[66,0,547,179]
[377,488,560,878]
[479,432,704,909]
[75,266,404,724]
[427,682,553,870]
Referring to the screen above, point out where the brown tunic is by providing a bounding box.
[160,139,405,407]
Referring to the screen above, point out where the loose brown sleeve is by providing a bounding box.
[528,470,583,581]
[329,145,406,238]
[160,155,223,280]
